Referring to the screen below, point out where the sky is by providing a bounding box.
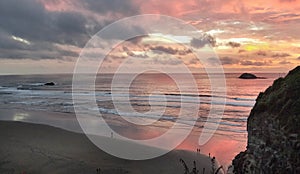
[0,0,300,74]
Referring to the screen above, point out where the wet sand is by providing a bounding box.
[0,120,217,174]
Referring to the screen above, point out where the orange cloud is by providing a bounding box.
[133,0,199,16]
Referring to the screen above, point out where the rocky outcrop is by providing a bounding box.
[44,82,55,86]
[233,66,300,173]
[239,73,258,79]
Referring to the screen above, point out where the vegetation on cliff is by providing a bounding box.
[233,66,300,173]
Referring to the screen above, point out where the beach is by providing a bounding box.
[0,118,215,174]
[0,0,298,173]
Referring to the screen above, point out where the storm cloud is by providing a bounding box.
[83,0,140,15]
[0,0,139,59]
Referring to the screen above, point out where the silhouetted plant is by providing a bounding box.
[179,159,199,174]
[192,161,199,174]
[180,158,190,174]
[180,157,223,174]
[214,166,223,174]
[227,165,232,172]
[211,157,216,174]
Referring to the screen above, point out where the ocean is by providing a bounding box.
[0,73,282,166]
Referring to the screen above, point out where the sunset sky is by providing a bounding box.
[1,0,300,74]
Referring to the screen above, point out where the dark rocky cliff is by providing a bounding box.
[233,66,300,173]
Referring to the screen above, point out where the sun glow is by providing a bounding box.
[243,43,269,51]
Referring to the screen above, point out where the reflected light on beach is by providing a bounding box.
[177,132,247,167]
[13,112,29,121]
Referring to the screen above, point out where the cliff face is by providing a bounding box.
[233,66,300,173]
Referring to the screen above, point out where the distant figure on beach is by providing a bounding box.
[111,132,113,138]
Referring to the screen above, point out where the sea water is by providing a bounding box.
[0,73,281,166]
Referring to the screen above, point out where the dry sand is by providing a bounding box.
[0,121,217,174]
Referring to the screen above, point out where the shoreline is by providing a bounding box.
[0,108,83,133]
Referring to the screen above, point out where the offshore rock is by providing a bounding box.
[239,73,258,79]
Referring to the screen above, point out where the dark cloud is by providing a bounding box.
[272,53,291,58]
[240,60,271,66]
[0,28,79,60]
[279,60,292,64]
[153,57,182,65]
[190,38,206,49]
[100,24,146,41]
[53,12,88,34]
[75,50,104,60]
[207,57,272,66]
[178,49,193,55]
[82,0,139,16]
[150,46,178,55]
[256,50,267,56]
[0,0,89,59]
[279,0,296,2]
[190,34,216,49]
[106,54,127,61]
[266,12,300,23]
[0,29,28,50]
[126,35,148,44]
[150,46,192,55]
[207,57,221,66]
[0,0,139,60]
[189,58,199,65]
[220,57,239,65]
[0,0,91,46]
[208,57,239,65]
[0,47,78,60]
[227,41,241,48]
